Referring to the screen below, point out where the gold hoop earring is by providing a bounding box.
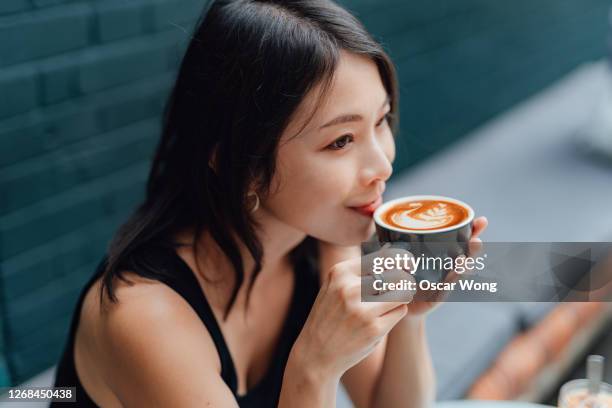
[248,192,260,213]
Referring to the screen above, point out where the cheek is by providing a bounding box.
[268,153,350,217]
[264,149,375,244]
[383,131,396,164]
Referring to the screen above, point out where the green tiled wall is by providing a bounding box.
[0,0,609,386]
[0,0,207,385]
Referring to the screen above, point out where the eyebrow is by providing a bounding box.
[318,95,391,130]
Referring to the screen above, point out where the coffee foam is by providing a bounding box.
[382,200,468,231]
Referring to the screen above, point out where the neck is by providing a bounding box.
[178,207,307,282]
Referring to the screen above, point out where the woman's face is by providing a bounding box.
[261,50,396,246]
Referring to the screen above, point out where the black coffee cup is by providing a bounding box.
[373,195,475,284]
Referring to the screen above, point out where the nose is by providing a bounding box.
[358,137,393,189]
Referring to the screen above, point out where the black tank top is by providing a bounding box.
[51,244,320,407]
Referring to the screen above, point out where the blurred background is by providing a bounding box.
[1,0,611,405]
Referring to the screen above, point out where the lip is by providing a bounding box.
[349,195,383,217]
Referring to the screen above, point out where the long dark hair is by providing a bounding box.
[99,0,399,320]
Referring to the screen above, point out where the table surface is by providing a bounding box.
[437,401,553,408]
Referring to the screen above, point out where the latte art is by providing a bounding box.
[381,200,469,231]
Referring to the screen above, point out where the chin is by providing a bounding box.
[358,225,377,243]
[329,222,376,246]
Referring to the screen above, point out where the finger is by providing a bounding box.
[366,271,416,309]
[468,237,483,257]
[443,268,469,290]
[416,286,451,304]
[445,245,483,283]
[362,268,414,300]
[321,240,395,282]
[444,269,462,284]
[415,275,456,302]
[447,257,475,280]
[471,216,488,238]
[377,245,414,268]
[332,245,411,279]
[365,297,412,318]
[374,285,415,304]
[360,246,415,277]
[473,216,487,234]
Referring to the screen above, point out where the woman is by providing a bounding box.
[52,0,487,406]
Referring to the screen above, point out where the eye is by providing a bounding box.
[376,112,392,127]
[327,134,354,150]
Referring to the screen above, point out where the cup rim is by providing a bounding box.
[559,378,612,392]
[559,378,612,404]
[373,195,475,234]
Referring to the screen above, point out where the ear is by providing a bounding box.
[247,174,265,196]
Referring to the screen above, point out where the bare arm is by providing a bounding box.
[317,242,435,408]
[342,317,435,408]
[277,239,410,408]
[370,316,435,408]
[278,344,340,407]
[98,280,345,408]
[99,283,241,407]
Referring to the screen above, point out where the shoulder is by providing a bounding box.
[79,271,233,406]
[98,270,196,321]
[91,271,219,364]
